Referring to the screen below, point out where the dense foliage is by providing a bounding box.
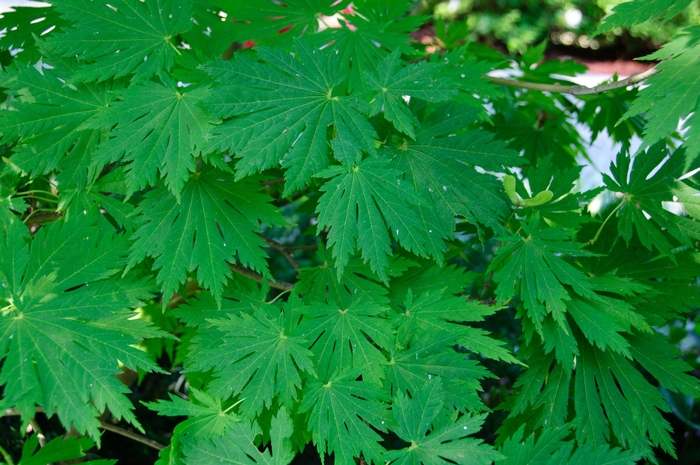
[1,0,699,464]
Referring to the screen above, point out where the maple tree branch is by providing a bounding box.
[227,263,295,290]
[488,66,661,95]
[258,234,300,270]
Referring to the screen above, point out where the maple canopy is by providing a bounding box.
[1,0,700,464]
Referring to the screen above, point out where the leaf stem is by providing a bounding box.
[589,199,625,245]
[489,66,660,95]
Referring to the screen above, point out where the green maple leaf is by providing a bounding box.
[225,0,350,45]
[391,289,518,364]
[128,168,284,304]
[385,333,494,412]
[185,301,316,418]
[385,104,522,253]
[0,62,115,182]
[384,380,501,465]
[82,81,219,198]
[312,0,427,93]
[181,408,295,465]
[498,423,642,465]
[18,435,113,465]
[316,158,432,282]
[594,0,693,35]
[0,217,166,442]
[604,145,700,256]
[145,388,242,465]
[575,339,675,458]
[490,213,599,334]
[42,0,192,83]
[0,4,67,62]
[201,39,378,193]
[295,248,391,307]
[620,26,700,162]
[300,370,391,465]
[366,50,456,138]
[299,297,392,384]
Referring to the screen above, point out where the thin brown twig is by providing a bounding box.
[98,422,165,451]
[260,177,285,186]
[228,263,295,290]
[488,66,660,95]
[4,407,165,451]
[258,234,300,270]
[286,244,318,251]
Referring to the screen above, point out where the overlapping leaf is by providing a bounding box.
[181,408,295,465]
[316,158,432,282]
[299,297,392,384]
[43,0,192,83]
[620,26,700,162]
[128,168,284,304]
[185,303,315,418]
[300,370,391,465]
[365,50,456,138]
[0,217,165,442]
[384,380,500,465]
[386,104,522,254]
[0,4,66,62]
[201,39,377,193]
[595,0,693,35]
[313,0,427,93]
[490,214,599,334]
[225,0,350,45]
[604,145,700,256]
[0,63,114,182]
[82,81,219,198]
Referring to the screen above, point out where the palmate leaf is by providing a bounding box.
[392,289,517,364]
[42,0,192,83]
[295,249,390,307]
[225,0,350,45]
[574,337,684,458]
[604,144,700,256]
[0,4,67,62]
[316,158,433,282]
[384,380,500,465]
[181,408,295,465]
[18,435,113,465]
[185,301,315,419]
[385,332,494,413]
[128,168,284,304]
[490,214,599,334]
[0,217,165,442]
[498,423,642,465]
[366,50,456,138]
[594,0,693,35]
[0,62,115,182]
[145,388,242,465]
[300,370,391,465]
[81,81,219,198]
[299,297,392,384]
[312,0,427,93]
[201,39,377,193]
[386,104,522,252]
[620,26,700,163]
